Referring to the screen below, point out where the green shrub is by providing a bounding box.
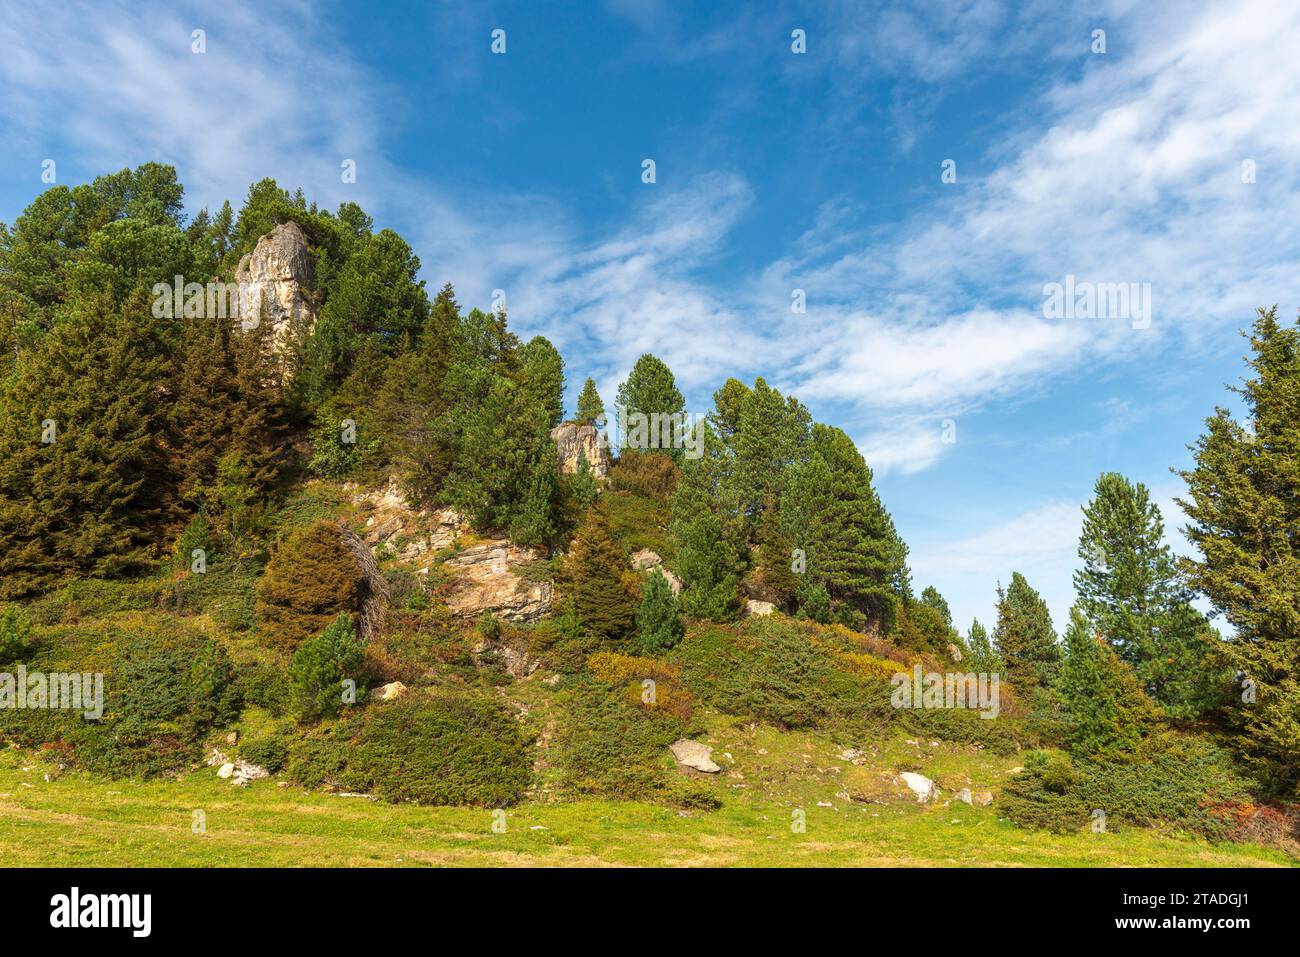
[289,692,532,806]
[1002,734,1251,837]
[288,613,367,722]
[602,491,673,559]
[168,556,262,632]
[237,662,291,717]
[608,451,680,503]
[553,676,715,808]
[899,705,1022,756]
[367,605,472,684]
[636,567,683,653]
[0,604,33,664]
[285,714,365,790]
[241,733,291,773]
[78,629,240,777]
[172,514,213,573]
[54,577,163,619]
[673,619,889,731]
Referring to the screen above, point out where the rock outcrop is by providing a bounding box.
[235,221,316,357]
[442,542,552,622]
[208,749,270,787]
[353,480,462,570]
[744,600,775,618]
[372,681,407,702]
[348,482,553,624]
[550,422,610,479]
[630,548,682,595]
[471,627,542,678]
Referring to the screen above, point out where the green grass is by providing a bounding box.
[1,717,1290,867]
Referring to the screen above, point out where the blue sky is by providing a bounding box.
[3,0,1298,634]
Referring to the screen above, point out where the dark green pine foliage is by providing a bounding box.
[727,377,810,537]
[920,586,953,631]
[993,573,1061,691]
[1074,471,1224,719]
[519,335,565,430]
[966,617,1000,671]
[0,163,186,330]
[443,308,559,545]
[1177,306,1300,793]
[367,282,460,500]
[170,311,284,502]
[0,293,169,597]
[568,505,636,641]
[1059,606,1158,758]
[447,373,559,546]
[170,312,239,500]
[801,424,908,632]
[615,353,685,457]
[576,377,606,425]
[753,494,801,608]
[289,613,368,722]
[636,567,684,653]
[302,227,430,393]
[669,430,742,621]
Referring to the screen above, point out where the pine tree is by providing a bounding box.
[754,494,800,608]
[993,573,1061,691]
[805,424,908,633]
[728,377,811,535]
[615,353,685,456]
[366,283,460,501]
[255,521,366,649]
[669,439,741,621]
[170,312,238,500]
[671,507,740,622]
[1074,471,1224,718]
[226,316,285,492]
[1177,306,1300,792]
[568,506,636,641]
[289,613,367,722]
[637,567,684,653]
[446,374,559,546]
[967,618,1000,671]
[519,335,564,429]
[920,586,953,630]
[0,292,169,596]
[576,377,605,425]
[1059,607,1157,758]
[309,228,430,387]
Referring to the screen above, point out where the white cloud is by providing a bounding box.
[910,500,1083,634]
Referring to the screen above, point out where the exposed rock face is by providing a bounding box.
[744,600,776,618]
[670,739,721,773]
[472,629,542,678]
[550,422,610,479]
[442,542,552,622]
[348,481,552,623]
[630,548,682,595]
[352,480,463,571]
[235,221,316,356]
